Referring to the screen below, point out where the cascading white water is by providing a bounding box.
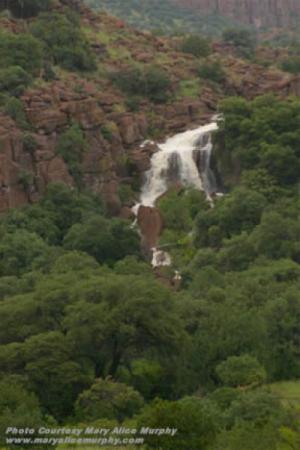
[140,122,218,207]
[134,121,219,267]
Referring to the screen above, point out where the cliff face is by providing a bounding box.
[174,0,300,29]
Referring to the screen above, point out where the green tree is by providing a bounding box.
[0,67,31,96]
[197,60,226,83]
[75,378,144,422]
[216,354,266,388]
[222,29,256,58]
[63,215,140,265]
[5,0,52,18]
[0,377,53,450]
[111,66,172,103]
[0,230,49,276]
[138,397,219,450]
[30,11,96,71]
[40,183,103,241]
[63,273,187,384]
[281,56,300,74]
[0,32,43,74]
[181,35,211,58]
[56,123,88,185]
[23,331,91,420]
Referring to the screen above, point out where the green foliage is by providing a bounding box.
[23,331,91,420]
[85,0,241,36]
[0,67,31,97]
[30,11,96,71]
[194,187,267,248]
[5,0,52,18]
[158,188,208,235]
[0,32,43,75]
[0,230,49,276]
[3,97,29,128]
[138,397,219,449]
[56,123,88,184]
[222,28,257,58]
[215,95,300,188]
[63,215,140,265]
[75,378,144,421]
[118,358,164,400]
[0,377,52,450]
[23,133,38,154]
[281,56,300,74]
[111,65,172,103]
[216,354,267,387]
[197,60,226,83]
[181,35,211,58]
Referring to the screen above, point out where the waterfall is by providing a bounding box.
[140,122,218,207]
[135,121,219,267]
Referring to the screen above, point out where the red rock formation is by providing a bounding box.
[174,0,300,29]
[137,206,163,252]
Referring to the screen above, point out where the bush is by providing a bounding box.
[30,12,96,71]
[3,0,52,18]
[23,133,38,154]
[75,378,144,421]
[4,97,29,128]
[222,29,256,59]
[56,123,88,184]
[181,35,211,58]
[216,354,267,388]
[111,65,172,103]
[198,60,226,83]
[0,32,43,75]
[281,56,300,74]
[0,67,31,96]
[63,215,140,265]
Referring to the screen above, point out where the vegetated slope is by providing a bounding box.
[84,0,241,35]
[84,0,300,34]
[0,0,296,216]
[0,2,300,449]
[174,0,300,29]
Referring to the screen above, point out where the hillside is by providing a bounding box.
[0,0,297,216]
[85,0,300,35]
[0,1,300,450]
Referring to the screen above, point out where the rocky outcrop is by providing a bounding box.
[137,206,163,253]
[174,0,300,29]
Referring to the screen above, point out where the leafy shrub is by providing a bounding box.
[281,56,300,74]
[3,0,52,18]
[63,215,140,265]
[222,28,256,59]
[56,123,88,184]
[4,97,29,128]
[0,230,49,276]
[0,32,43,74]
[216,354,267,388]
[75,378,144,421]
[23,133,38,154]
[100,122,118,142]
[0,66,31,96]
[111,65,171,103]
[197,60,226,83]
[18,170,34,191]
[30,11,96,71]
[181,34,211,58]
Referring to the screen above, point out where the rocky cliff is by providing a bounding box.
[174,0,300,29]
[0,0,298,216]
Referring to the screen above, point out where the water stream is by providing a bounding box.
[134,121,219,267]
